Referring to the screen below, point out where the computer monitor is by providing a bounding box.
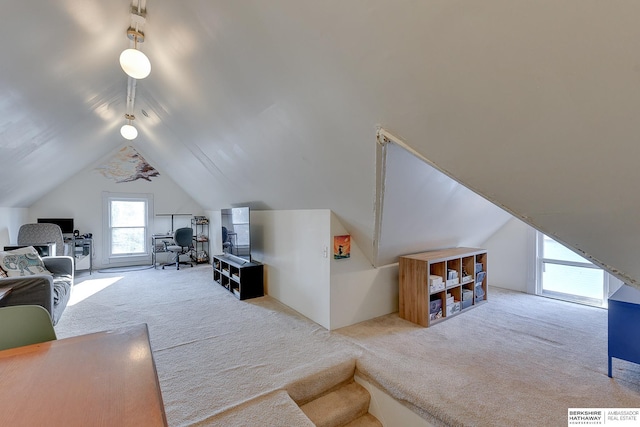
[37,218,74,234]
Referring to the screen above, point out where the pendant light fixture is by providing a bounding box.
[120,113,138,140]
[118,2,148,140]
[120,28,151,79]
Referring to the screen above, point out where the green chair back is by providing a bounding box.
[0,305,57,351]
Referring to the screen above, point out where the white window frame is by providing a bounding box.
[102,192,154,266]
[535,231,609,307]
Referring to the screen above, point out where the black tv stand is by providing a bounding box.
[212,254,263,300]
[224,253,250,265]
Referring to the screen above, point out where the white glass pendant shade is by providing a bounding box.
[120,124,138,140]
[119,48,151,79]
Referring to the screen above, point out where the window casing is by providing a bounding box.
[102,192,153,265]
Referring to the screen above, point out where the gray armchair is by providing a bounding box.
[0,256,74,325]
[17,223,66,256]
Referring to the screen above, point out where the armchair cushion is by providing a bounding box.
[42,256,74,278]
[0,246,51,277]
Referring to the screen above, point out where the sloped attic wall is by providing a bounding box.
[375,135,512,266]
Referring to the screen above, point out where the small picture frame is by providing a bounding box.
[334,235,351,259]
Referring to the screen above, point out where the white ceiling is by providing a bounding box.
[2,1,640,286]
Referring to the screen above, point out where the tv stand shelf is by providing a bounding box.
[399,247,487,327]
[212,254,263,300]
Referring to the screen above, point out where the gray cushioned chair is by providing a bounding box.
[0,255,74,325]
[0,305,57,351]
[162,227,194,270]
[17,223,65,256]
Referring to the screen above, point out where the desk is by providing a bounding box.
[152,234,173,268]
[0,324,167,426]
[64,237,93,274]
[608,285,640,377]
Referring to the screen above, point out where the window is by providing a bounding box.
[111,200,146,254]
[231,208,250,247]
[102,192,153,264]
[536,232,608,307]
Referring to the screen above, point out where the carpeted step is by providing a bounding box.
[300,381,371,427]
[343,413,383,427]
[197,390,315,427]
[286,358,357,406]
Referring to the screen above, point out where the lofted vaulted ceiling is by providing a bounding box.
[2,1,640,286]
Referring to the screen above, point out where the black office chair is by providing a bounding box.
[162,227,194,270]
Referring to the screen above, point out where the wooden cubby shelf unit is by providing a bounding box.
[212,254,264,300]
[399,247,488,327]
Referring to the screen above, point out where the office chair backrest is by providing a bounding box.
[174,227,193,248]
[0,305,57,351]
[222,226,228,243]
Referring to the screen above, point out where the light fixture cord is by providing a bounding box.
[122,0,147,136]
[126,78,137,117]
[132,0,145,50]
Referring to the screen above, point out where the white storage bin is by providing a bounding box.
[446,301,461,316]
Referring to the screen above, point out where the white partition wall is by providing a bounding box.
[251,210,332,329]
[330,212,398,329]
[251,209,399,330]
[205,209,222,262]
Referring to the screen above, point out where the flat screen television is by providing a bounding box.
[221,207,251,261]
[37,218,74,234]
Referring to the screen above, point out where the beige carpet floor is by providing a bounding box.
[55,265,640,426]
[336,287,640,426]
[56,265,361,426]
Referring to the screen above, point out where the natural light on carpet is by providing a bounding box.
[68,277,123,306]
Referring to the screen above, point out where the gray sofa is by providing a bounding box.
[0,256,74,325]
